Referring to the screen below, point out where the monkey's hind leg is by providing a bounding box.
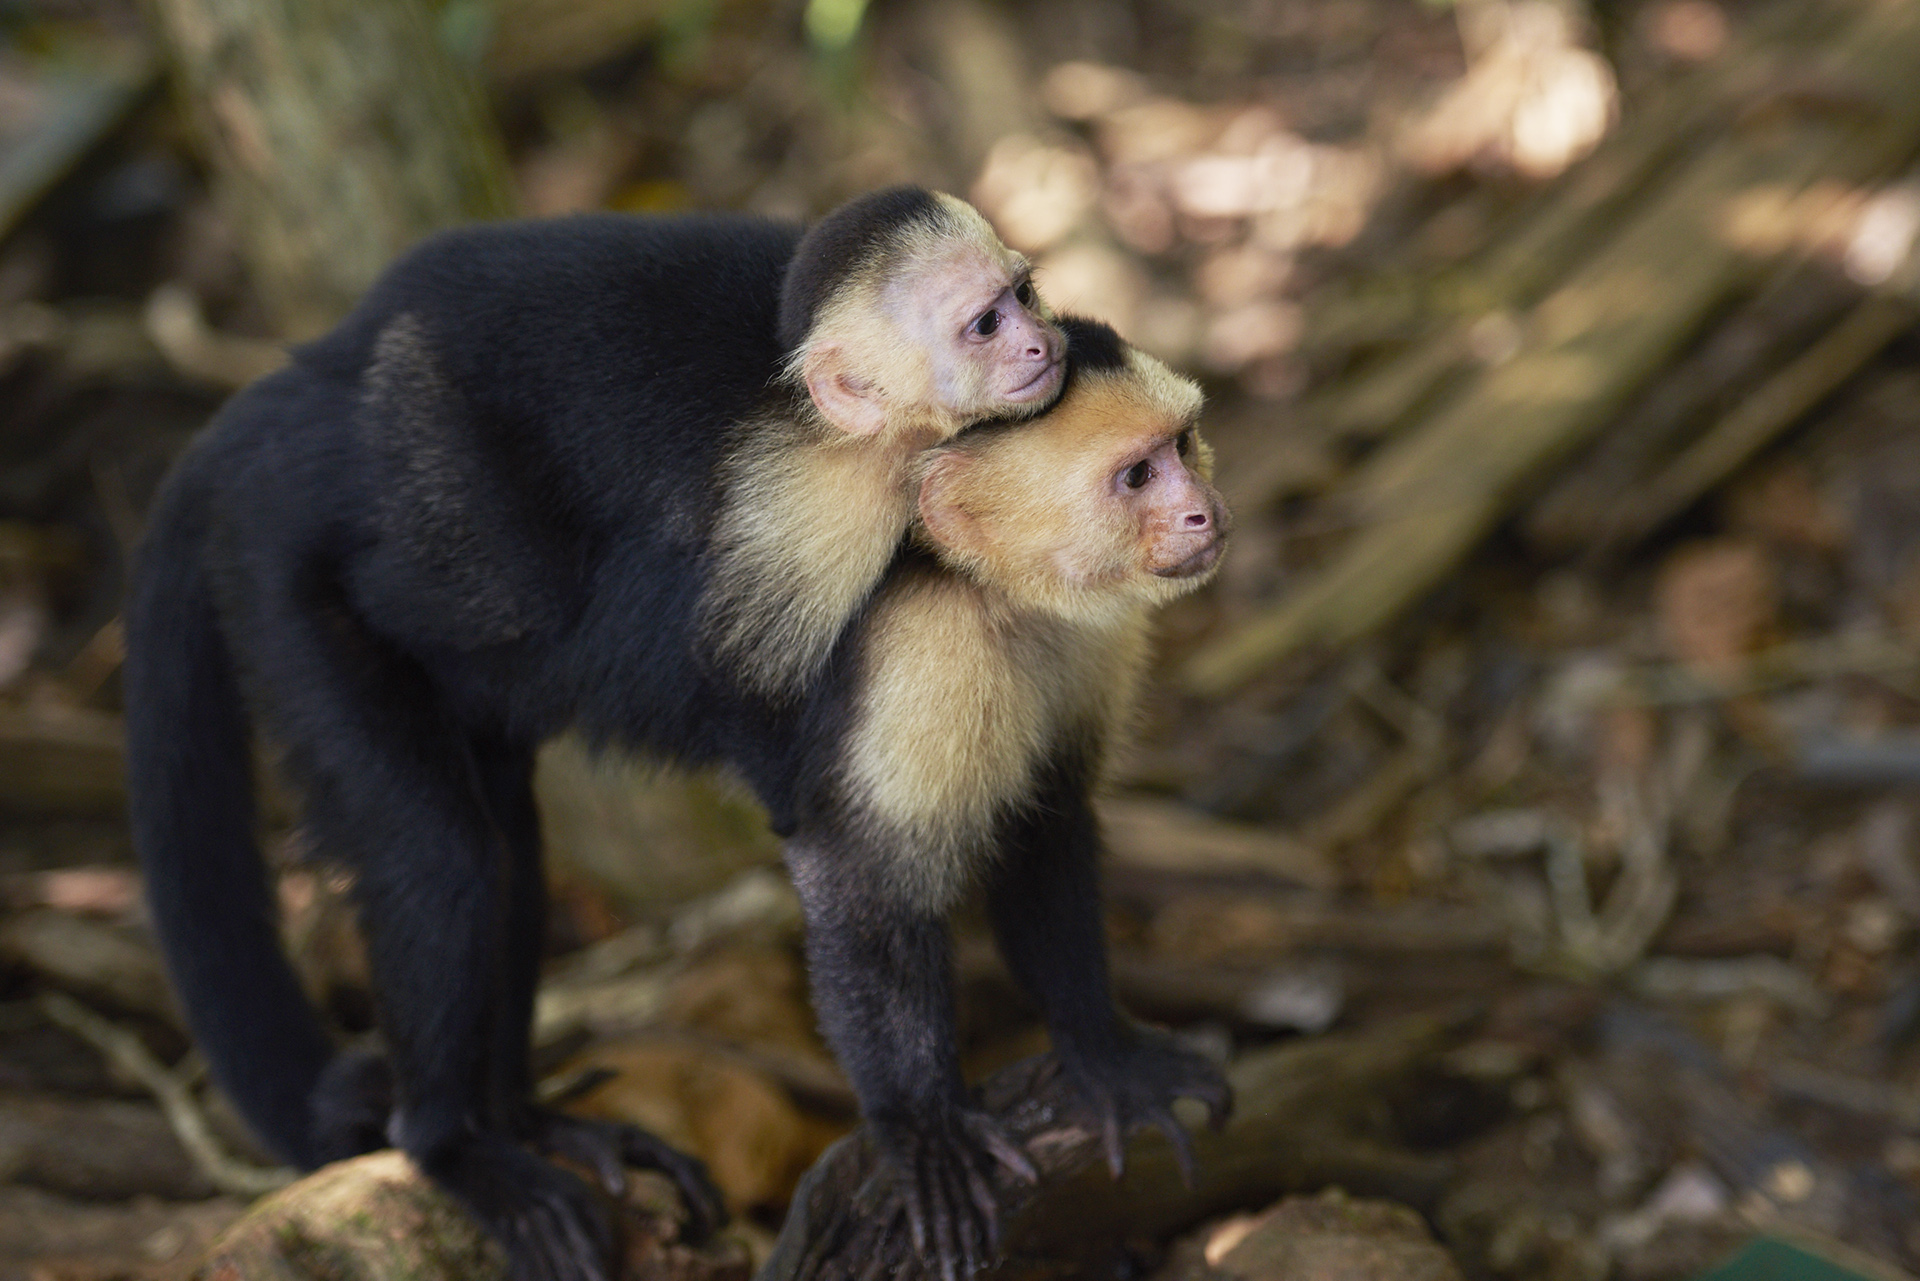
[785,841,1036,1281]
[985,779,1232,1185]
[466,736,726,1240]
[255,608,617,1281]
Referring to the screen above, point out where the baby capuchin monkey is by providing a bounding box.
[705,188,1065,695]
[797,316,1233,1278]
[124,188,1060,1281]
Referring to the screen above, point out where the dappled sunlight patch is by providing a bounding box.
[1718,180,1871,259]
[1201,299,1304,374]
[1039,60,1148,123]
[1530,265,1674,343]
[1032,239,1149,341]
[969,133,1099,253]
[1401,0,1617,180]
[1644,0,1730,63]
[985,66,1386,389]
[1844,180,1920,287]
[1481,350,1609,408]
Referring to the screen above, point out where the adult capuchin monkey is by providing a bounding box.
[124,188,1062,1281]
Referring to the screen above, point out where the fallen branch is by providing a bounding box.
[143,284,288,390]
[1289,0,1852,455]
[38,991,297,1197]
[1185,0,1920,695]
[1101,795,1335,888]
[0,705,125,813]
[1,908,173,1020]
[1567,631,1920,707]
[1301,664,1448,850]
[1593,292,1917,551]
[1524,257,1862,550]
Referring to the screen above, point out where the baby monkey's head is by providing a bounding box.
[914,316,1229,620]
[780,188,1065,446]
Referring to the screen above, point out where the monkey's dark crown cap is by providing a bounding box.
[1058,314,1128,375]
[778,186,947,351]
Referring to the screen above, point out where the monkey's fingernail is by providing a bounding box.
[1157,1114,1197,1188]
[1103,1116,1125,1181]
[986,1137,1037,1184]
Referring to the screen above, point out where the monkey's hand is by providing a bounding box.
[1056,1021,1233,1185]
[870,1106,1037,1281]
[524,1108,728,1242]
[423,1134,617,1281]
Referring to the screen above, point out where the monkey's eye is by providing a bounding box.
[972,309,1001,337]
[1176,429,1194,457]
[1123,460,1153,489]
[1014,280,1035,307]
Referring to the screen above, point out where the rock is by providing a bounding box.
[1175,1190,1464,1281]
[193,1150,750,1281]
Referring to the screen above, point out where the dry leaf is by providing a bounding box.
[1653,540,1777,673]
[571,1042,842,1213]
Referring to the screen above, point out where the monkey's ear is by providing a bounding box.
[804,344,889,437]
[917,453,983,559]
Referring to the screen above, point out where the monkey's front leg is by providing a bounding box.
[784,841,1036,1280]
[986,786,1232,1182]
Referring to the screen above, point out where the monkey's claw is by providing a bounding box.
[1058,1023,1233,1186]
[872,1108,1036,1281]
[527,1109,728,1242]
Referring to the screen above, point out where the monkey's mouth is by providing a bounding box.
[1155,537,1225,579]
[1004,359,1063,404]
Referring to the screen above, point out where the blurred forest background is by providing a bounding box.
[4,0,1920,1277]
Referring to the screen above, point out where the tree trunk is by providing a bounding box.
[149,0,516,338]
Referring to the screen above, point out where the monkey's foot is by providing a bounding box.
[1057,1023,1233,1184]
[308,1048,395,1163]
[425,1133,617,1281]
[870,1108,1037,1281]
[526,1108,727,1243]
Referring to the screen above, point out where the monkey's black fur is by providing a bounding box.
[128,191,1214,1279]
[1055,313,1129,373]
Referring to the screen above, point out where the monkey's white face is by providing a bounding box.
[886,243,1064,422]
[796,196,1066,443]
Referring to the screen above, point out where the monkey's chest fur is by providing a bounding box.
[838,568,1150,909]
